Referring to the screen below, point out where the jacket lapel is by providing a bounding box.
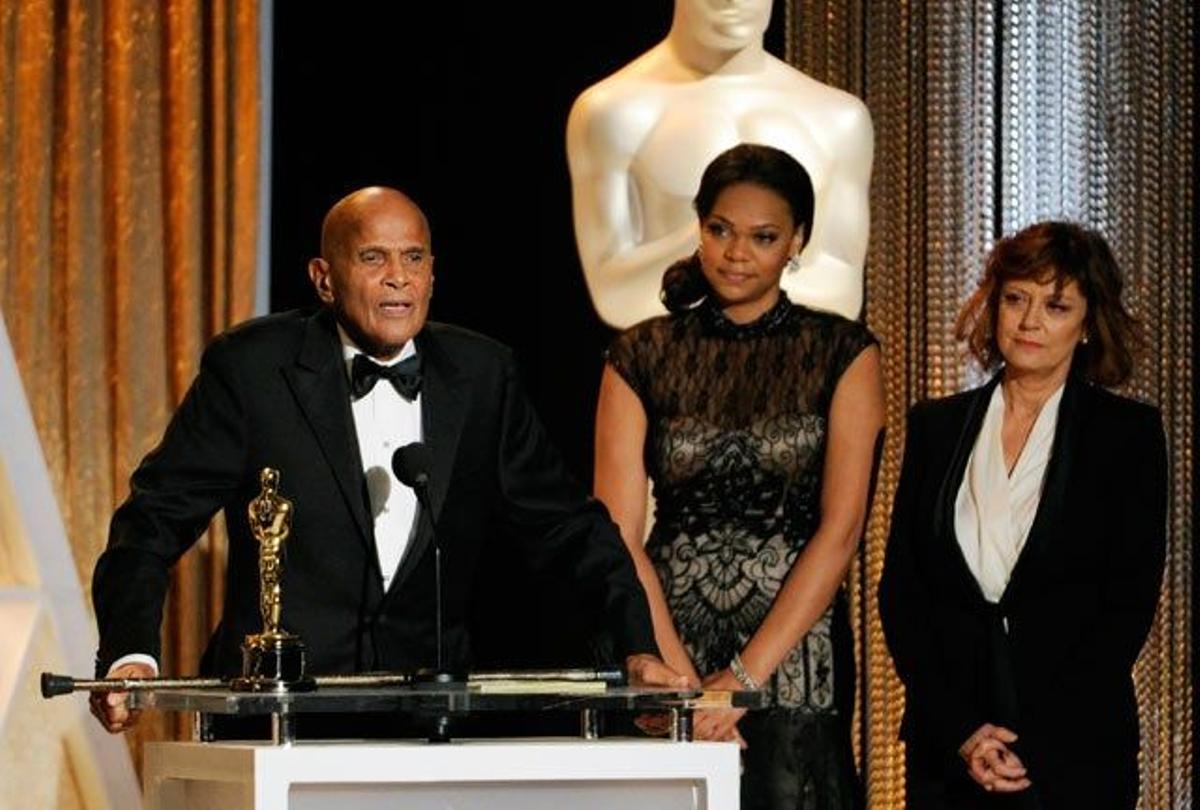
[934,373,1002,601]
[281,310,376,556]
[1002,375,1085,605]
[387,325,471,592]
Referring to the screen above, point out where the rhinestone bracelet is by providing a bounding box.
[729,652,761,690]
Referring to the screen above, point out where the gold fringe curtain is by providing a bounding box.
[786,1,1193,807]
[0,0,260,769]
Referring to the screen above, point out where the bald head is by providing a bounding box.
[308,186,435,359]
[320,186,431,260]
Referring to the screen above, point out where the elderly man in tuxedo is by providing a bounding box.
[91,186,683,733]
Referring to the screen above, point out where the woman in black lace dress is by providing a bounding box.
[594,144,884,809]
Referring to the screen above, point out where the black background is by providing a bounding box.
[270,3,786,667]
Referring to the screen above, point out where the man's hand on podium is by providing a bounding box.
[89,661,155,733]
[625,654,689,689]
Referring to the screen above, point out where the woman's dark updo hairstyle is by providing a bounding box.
[954,220,1138,387]
[660,143,816,313]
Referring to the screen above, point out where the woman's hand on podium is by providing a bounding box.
[693,668,748,747]
[89,661,155,733]
[625,654,690,689]
[625,654,693,737]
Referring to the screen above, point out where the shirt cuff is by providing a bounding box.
[107,653,159,677]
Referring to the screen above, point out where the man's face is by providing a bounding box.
[308,192,434,360]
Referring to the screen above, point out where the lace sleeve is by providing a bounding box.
[821,319,880,412]
[605,325,651,403]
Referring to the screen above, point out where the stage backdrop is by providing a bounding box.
[0,0,262,779]
[268,2,1193,807]
[0,1,1191,806]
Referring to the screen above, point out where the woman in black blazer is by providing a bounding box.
[879,221,1167,809]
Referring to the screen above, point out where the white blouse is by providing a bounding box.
[954,382,1065,603]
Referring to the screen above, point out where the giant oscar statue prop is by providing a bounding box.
[232,468,315,692]
[567,0,873,327]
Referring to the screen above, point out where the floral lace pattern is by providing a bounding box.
[608,296,876,712]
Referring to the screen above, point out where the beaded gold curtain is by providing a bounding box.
[786,1,1193,807]
[0,0,260,768]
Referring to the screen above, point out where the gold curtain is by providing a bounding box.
[0,0,260,770]
[786,1,1193,807]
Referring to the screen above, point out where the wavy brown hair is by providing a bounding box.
[954,221,1137,387]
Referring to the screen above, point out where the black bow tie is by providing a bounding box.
[350,353,422,401]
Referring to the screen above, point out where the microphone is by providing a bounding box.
[392,442,433,495]
[390,443,456,686]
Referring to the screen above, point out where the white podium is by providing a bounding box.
[42,676,763,808]
[143,738,740,809]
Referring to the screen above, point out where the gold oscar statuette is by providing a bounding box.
[232,468,315,692]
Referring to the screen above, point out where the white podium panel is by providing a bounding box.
[144,738,740,809]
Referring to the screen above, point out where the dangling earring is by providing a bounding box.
[1080,333,1089,345]
[786,254,802,274]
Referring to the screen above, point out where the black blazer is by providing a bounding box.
[879,374,1167,807]
[93,308,656,677]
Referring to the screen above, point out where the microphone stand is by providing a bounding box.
[408,477,461,687]
[408,477,462,743]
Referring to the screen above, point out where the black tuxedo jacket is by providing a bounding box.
[879,374,1166,807]
[93,309,656,677]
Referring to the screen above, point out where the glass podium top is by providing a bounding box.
[40,668,767,743]
[128,684,766,716]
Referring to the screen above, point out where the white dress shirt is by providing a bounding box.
[955,382,1064,604]
[339,327,423,592]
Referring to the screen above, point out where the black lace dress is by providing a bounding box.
[608,295,876,810]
